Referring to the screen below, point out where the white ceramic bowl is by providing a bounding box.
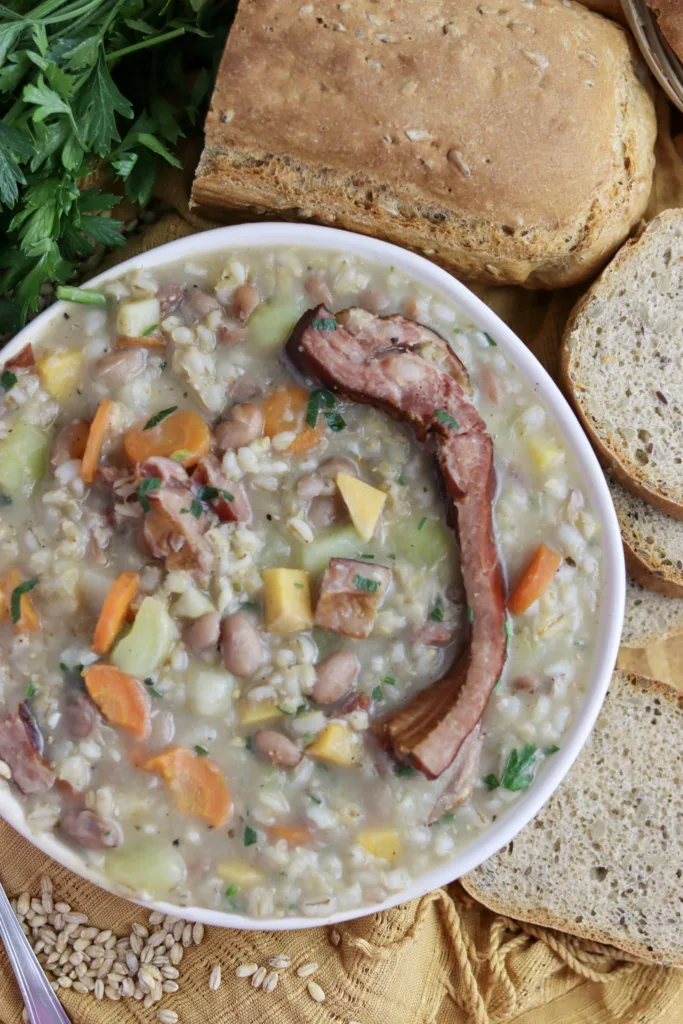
[0,223,625,930]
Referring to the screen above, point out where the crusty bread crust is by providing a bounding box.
[624,542,683,598]
[192,0,656,290]
[561,211,683,520]
[462,672,683,965]
[646,0,683,60]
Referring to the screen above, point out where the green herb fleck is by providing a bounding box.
[438,813,455,823]
[493,677,504,694]
[324,410,346,432]
[467,605,474,625]
[308,792,322,805]
[143,406,177,431]
[225,883,239,898]
[11,578,37,625]
[198,485,235,504]
[361,553,375,559]
[354,574,379,594]
[56,286,107,306]
[0,493,12,507]
[305,388,336,428]
[387,553,396,560]
[417,517,427,531]
[395,765,416,777]
[504,619,512,639]
[429,599,444,622]
[137,476,161,513]
[244,825,258,847]
[144,678,164,698]
[543,744,560,756]
[397,476,406,486]
[171,449,191,462]
[484,332,497,347]
[294,582,303,589]
[194,745,208,756]
[311,317,337,331]
[434,409,459,430]
[372,685,384,702]
[25,682,37,699]
[383,675,396,686]
[574,640,587,649]
[1,371,17,392]
[189,499,202,519]
[159,361,167,371]
[141,323,159,337]
[245,736,253,752]
[484,744,538,792]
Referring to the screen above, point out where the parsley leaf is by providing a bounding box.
[55,286,107,306]
[434,409,459,430]
[144,678,164,698]
[484,744,538,792]
[141,323,159,337]
[144,406,177,430]
[194,745,208,756]
[25,682,37,699]
[137,476,161,512]
[11,577,38,624]
[484,332,497,347]
[198,485,234,504]
[324,410,346,432]
[428,599,444,622]
[305,388,336,428]
[354,574,379,593]
[189,499,202,519]
[383,675,396,686]
[395,765,416,777]
[243,825,258,847]
[1,370,17,391]
[417,517,427,531]
[371,685,383,702]
[311,317,337,331]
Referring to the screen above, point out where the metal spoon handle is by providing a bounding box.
[0,883,71,1024]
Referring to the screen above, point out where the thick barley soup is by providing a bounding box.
[0,248,602,918]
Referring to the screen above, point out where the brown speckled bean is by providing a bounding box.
[185,611,220,653]
[312,651,360,705]
[253,730,301,767]
[220,613,262,676]
[214,403,264,451]
[232,284,261,322]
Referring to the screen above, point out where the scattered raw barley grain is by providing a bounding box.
[297,961,319,978]
[307,981,326,1003]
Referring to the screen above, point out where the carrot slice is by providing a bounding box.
[81,400,113,484]
[83,664,151,740]
[268,823,314,847]
[507,543,563,615]
[143,747,233,828]
[262,387,322,455]
[92,572,140,655]
[123,410,211,469]
[1,569,39,633]
[117,335,166,350]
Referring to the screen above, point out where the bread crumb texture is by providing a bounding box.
[463,671,683,963]
[192,0,656,288]
[563,210,683,513]
[622,577,683,647]
[609,476,683,596]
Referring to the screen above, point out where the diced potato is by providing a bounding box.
[187,668,233,717]
[358,828,402,863]
[247,298,304,355]
[111,596,174,678]
[217,861,266,887]
[239,701,284,726]
[337,473,387,542]
[106,840,186,895]
[257,532,292,570]
[299,524,362,576]
[527,437,566,472]
[306,723,362,766]
[261,568,313,634]
[0,422,50,501]
[116,297,160,339]
[172,588,215,619]
[37,350,84,402]
[391,516,454,567]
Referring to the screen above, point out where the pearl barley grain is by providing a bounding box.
[236,963,258,978]
[307,981,326,1003]
[209,965,221,991]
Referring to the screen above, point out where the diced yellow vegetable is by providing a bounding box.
[306,723,362,766]
[116,297,160,339]
[111,596,174,678]
[527,438,565,472]
[217,861,266,887]
[261,568,313,634]
[0,422,50,501]
[37,350,84,402]
[239,702,284,726]
[336,473,387,542]
[357,828,402,863]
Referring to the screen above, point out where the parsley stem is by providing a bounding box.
[107,27,188,62]
[56,286,107,305]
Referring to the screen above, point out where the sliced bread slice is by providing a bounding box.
[462,671,683,964]
[622,577,683,647]
[562,209,683,519]
[608,475,683,597]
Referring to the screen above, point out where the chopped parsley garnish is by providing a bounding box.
[484,332,497,347]
[361,553,375,559]
[324,411,346,432]
[434,409,459,430]
[198,485,234,504]
[144,678,164,698]
[25,682,37,699]
[467,605,474,624]
[395,765,416,777]
[428,599,444,622]
[0,493,11,507]
[243,825,258,847]
[141,323,159,337]
[354,574,379,594]
[383,675,396,686]
[308,792,322,805]
[387,553,396,560]
[504,619,513,639]
[225,883,239,898]
[194,745,209,756]
[55,286,107,306]
[305,388,336,428]
[574,640,587,649]
[311,317,338,331]
[160,361,167,371]
[294,582,303,589]
[171,449,191,462]
[11,578,37,624]
[1,371,17,391]
[189,499,203,519]
[543,744,560,756]
[484,744,538,792]
[143,406,177,430]
[397,476,406,486]
[417,517,427,531]
[371,685,383,702]
[245,736,253,752]
[137,476,161,512]
[438,813,455,823]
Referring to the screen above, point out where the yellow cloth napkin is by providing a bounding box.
[2,76,683,1024]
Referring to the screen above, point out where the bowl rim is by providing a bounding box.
[0,221,625,930]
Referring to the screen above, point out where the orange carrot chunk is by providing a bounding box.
[262,387,322,455]
[83,664,151,740]
[81,400,114,484]
[1,569,40,633]
[92,572,140,655]
[143,747,233,828]
[123,409,211,469]
[507,543,563,615]
[268,823,314,847]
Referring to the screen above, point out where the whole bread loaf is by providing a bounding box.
[192,0,656,289]
[463,671,683,964]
